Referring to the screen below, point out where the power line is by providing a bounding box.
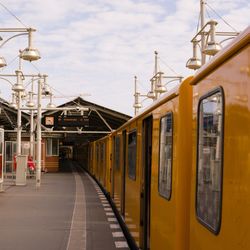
[0,1,28,28]
[205,2,238,32]
[49,84,90,107]
[30,62,41,74]
[0,54,19,73]
[159,57,179,76]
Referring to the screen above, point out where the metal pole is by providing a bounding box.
[200,0,206,65]
[17,91,22,155]
[30,79,34,157]
[154,51,158,74]
[17,54,23,156]
[30,110,34,157]
[134,76,138,116]
[36,79,42,187]
[154,51,160,99]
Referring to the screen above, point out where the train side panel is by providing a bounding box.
[190,30,250,249]
[150,78,192,250]
[104,136,112,194]
[125,121,142,247]
[112,132,123,211]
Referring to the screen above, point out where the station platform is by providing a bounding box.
[0,160,130,250]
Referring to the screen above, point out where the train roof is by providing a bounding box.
[190,26,250,86]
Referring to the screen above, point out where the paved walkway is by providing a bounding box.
[0,160,129,250]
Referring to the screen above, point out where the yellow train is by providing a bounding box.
[80,26,250,249]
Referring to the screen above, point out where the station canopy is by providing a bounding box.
[0,96,131,145]
[41,97,131,145]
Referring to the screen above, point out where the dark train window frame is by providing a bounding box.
[114,135,121,170]
[158,112,173,200]
[96,143,100,172]
[128,129,137,181]
[195,87,224,235]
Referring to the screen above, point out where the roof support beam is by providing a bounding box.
[4,130,110,134]
[93,109,113,131]
[0,105,15,127]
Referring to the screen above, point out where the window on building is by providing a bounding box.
[158,113,173,200]
[128,130,137,180]
[46,138,59,156]
[196,89,224,234]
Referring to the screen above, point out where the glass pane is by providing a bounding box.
[5,142,12,161]
[115,136,120,170]
[0,131,3,153]
[128,131,137,180]
[158,113,173,199]
[46,139,52,156]
[197,90,223,233]
[52,139,58,155]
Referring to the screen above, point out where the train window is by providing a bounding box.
[158,112,173,200]
[128,130,137,180]
[96,144,99,169]
[114,136,120,170]
[100,143,104,162]
[196,88,224,234]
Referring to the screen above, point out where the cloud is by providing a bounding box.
[0,0,249,115]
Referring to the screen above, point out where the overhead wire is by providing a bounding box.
[0,54,19,72]
[29,62,41,74]
[205,2,238,32]
[0,1,28,28]
[136,77,150,93]
[159,57,179,76]
[48,84,86,107]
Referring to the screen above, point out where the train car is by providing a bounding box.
[108,75,193,249]
[111,109,142,245]
[189,26,250,250]
[88,26,249,250]
[91,135,112,194]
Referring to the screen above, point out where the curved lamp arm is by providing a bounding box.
[0,33,28,49]
[0,76,14,86]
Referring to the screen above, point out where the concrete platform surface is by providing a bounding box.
[0,160,130,250]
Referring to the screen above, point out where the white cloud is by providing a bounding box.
[0,0,249,115]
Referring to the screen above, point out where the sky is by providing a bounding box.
[0,0,249,116]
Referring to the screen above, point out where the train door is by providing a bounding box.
[102,142,106,187]
[140,116,152,250]
[111,136,115,198]
[121,130,127,217]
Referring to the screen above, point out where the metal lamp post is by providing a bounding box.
[0,27,41,68]
[186,0,239,70]
[12,70,25,156]
[36,78,42,187]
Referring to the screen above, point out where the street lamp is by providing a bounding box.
[46,93,56,109]
[133,51,183,114]
[12,70,25,156]
[0,27,41,68]
[12,74,51,187]
[133,76,143,115]
[0,72,54,187]
[20,28,40,61]
[186,1,239,70]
